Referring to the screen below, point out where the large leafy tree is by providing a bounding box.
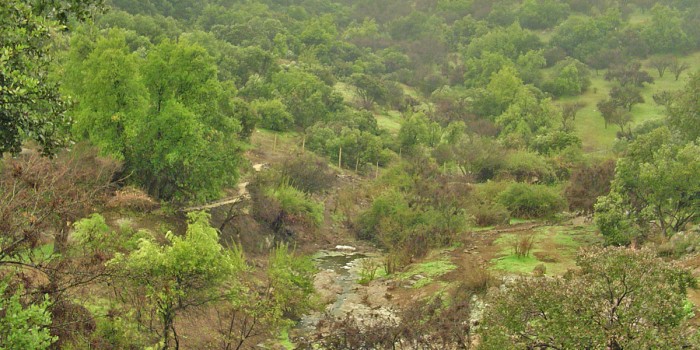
[668,72,700,143]
[642,4,690,54]
[65,31,243,202]
[480,247,697,349]
[70,29,147,157]
[110,212,246,350]
[595,127,700,244]
[0,1,71,154]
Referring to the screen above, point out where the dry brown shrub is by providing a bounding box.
[107,186,159,212]
[461,261,498,294]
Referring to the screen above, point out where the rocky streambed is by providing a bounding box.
[294,248,397,336]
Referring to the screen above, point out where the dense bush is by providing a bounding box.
[281,154,336,194]
[497,183,565,218]
[470,202,510,227]
[499,150,556,183]
[357,182,465,268]
[564,159,616,214]
[542,60,591,97]
[267,182,325,227]
[253,99,294,131]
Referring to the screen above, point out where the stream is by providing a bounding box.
[294,249,396,336]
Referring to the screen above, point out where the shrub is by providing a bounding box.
[564,159,616,214]
[358,258,382,285]
[497,183,565,218]
[471,202,510,227]
[267,243,316,319]
[106,186,159,212]
[253,99,294,131]
[532,263,547,276]
[500,150,555,183]
[268,182,325,226]
[461,263,498,294]
[656,231,700,258]
[513,234,535,257]
[281,154,336,194]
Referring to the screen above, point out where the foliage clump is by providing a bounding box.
[497,182,565,219]
[480,247,697,349]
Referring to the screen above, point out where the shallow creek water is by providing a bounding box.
[296,251,367,332]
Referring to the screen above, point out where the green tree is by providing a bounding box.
[648,55,673,78]
[517,0,570,30]
[465,23,542,61]
[350,73,388,110]
[110,212,246,350]
[642,4,690,54]
[253,99,294,131]
[463,51,514,88]
[668,72,700,142]
[548,63,583,96]
[398,113,440,150]
[597,99,632,134]
[0,0,76,154]
[480,247,697,349]
[271,68,342,128]
[515,50,546,85]
[495,87,556,148]
[604,62,654,87]
[609,84,644,112]
[66,35,244,202]
[550,15,607,61]
[129,100,241,202]
[486,66,524,115]
[68,29,148,158]
[595,128,700,244]
[0,280,56,350]
[669,58,691,81]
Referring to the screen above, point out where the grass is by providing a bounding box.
[278,327,295,350]
[396,250,458,289]
[509,218,536,225]
[334,81,358,103]
[376,110,403,134]
[489,224,602,275]
[335,80,411,135]
[559,51,700,154]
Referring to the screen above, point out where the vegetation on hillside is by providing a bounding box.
[2,0,700,348]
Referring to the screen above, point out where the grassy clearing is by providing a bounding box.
[560,51,700,154]
[396,250,458,288]
[334,81,358,103]
[490,224,601,275]
[376,110,403,134]
[252,128,302,152]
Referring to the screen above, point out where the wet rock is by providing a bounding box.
[314,270,343,304]
[411,274,426,281]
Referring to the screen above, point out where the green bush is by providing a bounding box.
[267,243,316,319]
[500,150,555,183]
[497,183,565,218]
[471,202,510,227]
[268,182,324,226]
[281,154,336,194]
[357,189,457,259]
[253,99,294,131]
